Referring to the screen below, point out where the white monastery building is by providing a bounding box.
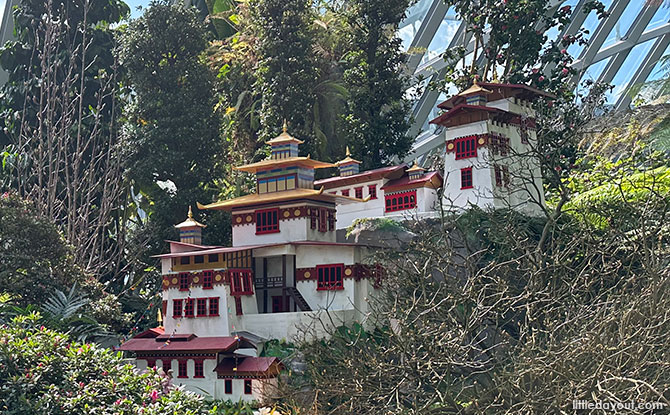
[117,82,549,401]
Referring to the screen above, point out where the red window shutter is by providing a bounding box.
[255,208,280,234]
[368,185,377,199]
[235,297,243,316]
[460,167,473,189]
[184,299,195,318]
[317,264,344,291]
[177,360,188,378]
[384,190,417,213]
[209,297,219,316]
[173,299,183,318]
[341,189,349,196]
[322,209,328,232]
[196,298,207,316]
[354,187,363,199]
[179,273,189,291]
[194,360,204,378]
[203,270,213,289]
[455,136,477,159]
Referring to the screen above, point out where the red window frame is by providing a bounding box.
[178,360,188,378]
[317,264,344,291]
[209,297,219,316]
[244,379,253,395]
[327,210,336,231]
[354,187,363,199]
[490,134,510,156]
[162,300,167,319]
[179,273,190,291]
[368,185,377,199]
[455,135,477,159]
[161,359,172,371]
[234,297,243,316]
[224,379,233,394]
[229,269,254,295]
[255,208,280,235]
[494,165,503,187]
[318,208,327,233]
[341,189,349,197]
[384,190,417,213]
[196,298,207,316]
[146,358,156,368]
[309,208,317,229]
[184,298,195,318]
[194,360,204,378]
[461,167,473,189]
[202,270,213,289]
[172,299,183,318]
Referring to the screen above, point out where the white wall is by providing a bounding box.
[238,309,357,341]
[163,285,231,337]
[441,105,546,215]
[232,216,336,247]
[327,179,386,229]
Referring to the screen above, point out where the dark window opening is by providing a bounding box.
[255,208,280,234]
[461,167,473,189]
[317,264,344,291]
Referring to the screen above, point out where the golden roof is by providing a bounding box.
[457,80,493,97]
[175,206,207,229]
[405,161,425,173]
[197,187,364,211]
[235,156,334,173]
[335,146,361,166]
[266,120,304,145]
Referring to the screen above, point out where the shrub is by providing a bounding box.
[0,313,208,414]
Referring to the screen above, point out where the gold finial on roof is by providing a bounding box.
[282,119,288,133]
[491,68,500,83]
[335,146,361,166]
[175,206,206,229]
[406,160,425,173]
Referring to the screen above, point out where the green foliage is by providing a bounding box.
[207,399,256,414]
[251,0,320,155]
[119,0,231,248]
[0,0,129,146]
[438,0,607,97]
[339,0,414,169]
[0,194,82,305]
[0,314,209,414]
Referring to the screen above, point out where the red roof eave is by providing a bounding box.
[314,164,406,188]
[381,171,442,191]
[116,336,240,353]
[429,104,508,126]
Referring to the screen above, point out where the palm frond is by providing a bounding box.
[42,284,89,320]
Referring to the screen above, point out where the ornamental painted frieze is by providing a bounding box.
[162,270,227,290]
[232,206,336,227]
[295,264,381,283]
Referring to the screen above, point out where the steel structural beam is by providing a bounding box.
[572,22,670,70]
[568,0,628,84]
[405,0,451,74]
[615,33,670,110]
[597,3,660,86]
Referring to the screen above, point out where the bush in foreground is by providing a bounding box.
[0,313,208,414]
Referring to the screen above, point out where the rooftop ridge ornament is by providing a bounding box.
[175,206,206,229]
[282,119,288,133]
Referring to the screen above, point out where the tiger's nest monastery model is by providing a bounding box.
[117,82,550,401]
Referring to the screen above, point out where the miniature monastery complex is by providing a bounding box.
[118,82,551,401]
